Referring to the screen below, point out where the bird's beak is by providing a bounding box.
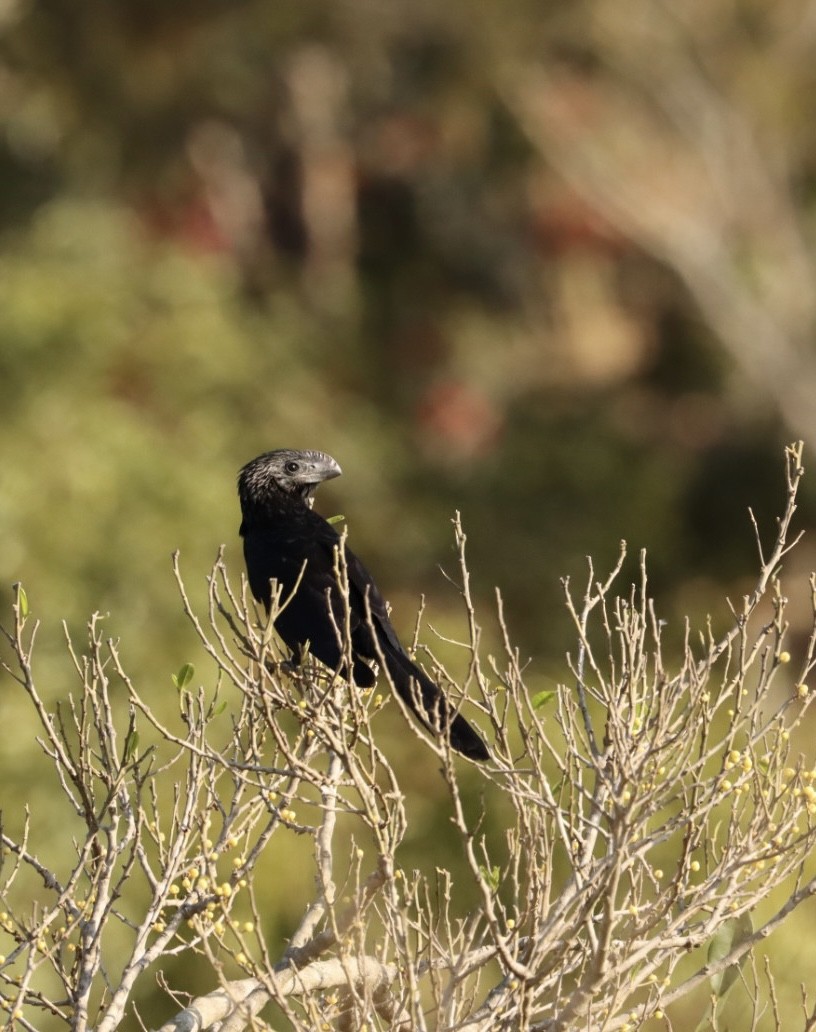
[303,454,342,484]
[296,453,341,509]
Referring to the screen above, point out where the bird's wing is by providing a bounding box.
[244,508,489,759]
[331,536,405,654]
[244,506,407,664]
[291,516,406,656]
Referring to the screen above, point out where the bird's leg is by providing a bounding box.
[279,656,301,676]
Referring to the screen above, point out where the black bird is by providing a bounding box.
[238,449,490,761]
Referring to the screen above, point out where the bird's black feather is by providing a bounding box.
[238,449,490,761]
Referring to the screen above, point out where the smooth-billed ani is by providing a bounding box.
[238,449,489,761]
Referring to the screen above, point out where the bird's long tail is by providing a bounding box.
[383,647,490,761]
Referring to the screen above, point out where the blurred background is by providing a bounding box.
[2,0,816,1026]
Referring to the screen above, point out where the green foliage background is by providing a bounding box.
[1,1,815,1027]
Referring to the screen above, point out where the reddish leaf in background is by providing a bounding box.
[417,379,503,460]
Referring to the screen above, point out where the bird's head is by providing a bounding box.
[238,449,342,510]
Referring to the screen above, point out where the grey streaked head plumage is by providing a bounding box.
[238,449,342,509]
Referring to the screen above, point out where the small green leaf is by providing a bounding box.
[479,864,501,892]
[122,731,139,763]
[213,700,228,716]
[172,663,195,690]
[531,690,556,710]
[327,514,346,525]
[17,585,28,620]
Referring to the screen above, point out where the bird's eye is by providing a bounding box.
[284,460,300,474]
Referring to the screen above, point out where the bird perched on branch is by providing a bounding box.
[238,448,490,761]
